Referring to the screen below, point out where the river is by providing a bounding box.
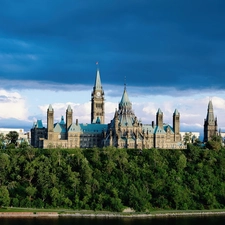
[1,216,225,225]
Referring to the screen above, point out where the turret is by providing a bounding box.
[173,109,180,135]
[204,100,218,142]
[47,104,54,140]
[66,105,73,130]
[156,108,163,128]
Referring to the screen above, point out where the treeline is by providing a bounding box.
[1,145,225,212]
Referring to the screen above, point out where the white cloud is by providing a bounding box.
[1,86,225,136]
[0,89,28,120]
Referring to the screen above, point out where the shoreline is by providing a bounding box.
[1,211,225,218]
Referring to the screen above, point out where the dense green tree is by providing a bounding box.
[183,132,192,144]
[1,146,225,211]
[0,133,5,149]
[0,186,10,207]
[6,131,19,145]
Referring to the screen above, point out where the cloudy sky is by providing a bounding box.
[0,0,225,139]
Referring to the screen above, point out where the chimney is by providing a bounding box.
[152,121,154,128]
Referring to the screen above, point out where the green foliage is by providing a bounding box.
[183,132,192,144]
[0,186,10,207]
[1,146,225,211]
[6,131,19,145]
[206,135,222,150]
[0,133,5,149]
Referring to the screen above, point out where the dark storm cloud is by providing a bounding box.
[0,0,225,91]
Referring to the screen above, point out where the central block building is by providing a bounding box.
[31,67,183,149]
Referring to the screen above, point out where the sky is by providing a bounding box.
[0,0,225,139]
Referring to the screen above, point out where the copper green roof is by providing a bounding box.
[60,116,65,124]
[94,68,102,91]
[68,123,81,132]
[119,88,132,108]
[142,124,175,134]
[33,120,44,128]
[55,122,108,134]
[54,123,66,133]
[114,87,136,127]
[80,123,107,133]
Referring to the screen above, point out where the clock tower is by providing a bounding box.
[91,64,105,124]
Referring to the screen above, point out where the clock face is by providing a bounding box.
[96,91,101,97]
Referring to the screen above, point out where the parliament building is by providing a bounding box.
[31,67,184,149]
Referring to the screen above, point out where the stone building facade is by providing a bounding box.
[31,67,183,149]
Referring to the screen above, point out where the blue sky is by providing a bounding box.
[0,0,225,139]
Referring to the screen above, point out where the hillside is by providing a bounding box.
[1,145,225,212]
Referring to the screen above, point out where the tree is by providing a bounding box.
[6,131,19,145]
[206,135,222,151]
[0,133,5,149]
[183,132,192,144]
[193,138,202,147]
[206,140,221,151]
[0,186,10,207]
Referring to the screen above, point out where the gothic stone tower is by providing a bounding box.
[47,104,54,140]
[66,105,73,138]
[204,100,217,142]
[156,108,163,128]
[173,109,180,142]
[91,65,105,124]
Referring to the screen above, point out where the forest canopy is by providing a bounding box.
[1,145,225,212]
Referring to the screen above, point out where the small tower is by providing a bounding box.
[91,63,105,124]
[66,105,73,130]
[204,100,217,142]
[173,109,180,141]
[156,108,163,128]
[47,104,54,140]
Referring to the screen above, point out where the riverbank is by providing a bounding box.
[1,209,225,218]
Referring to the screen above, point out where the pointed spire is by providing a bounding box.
[94,62,102,90]
[157,108,163,114]
[67,105,72,112]
[114,108,118,116]
[119,87,131,108]
[96,117,101,124]
[60,115,65,124]
[174,109,179,115]
[48,104,53,111]
[206,100,215,125]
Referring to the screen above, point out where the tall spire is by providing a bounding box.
[120,88,131,106]
[204,100,217,142]
[94,62,102,91]
[119,86,132,111]
[206,100,215,125]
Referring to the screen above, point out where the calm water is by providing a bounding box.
[1,216,225,225]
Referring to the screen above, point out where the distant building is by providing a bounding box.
[30,120,46,148]
[180,132,200,144]
[31,66,183,149]
[0,128,29,145]
[203,100,218,142]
